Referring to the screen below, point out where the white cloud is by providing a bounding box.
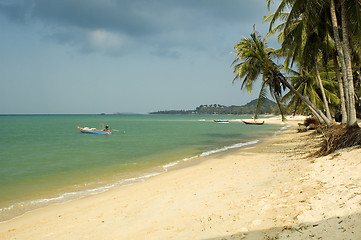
[88,29,127,52]
[0,0,268,57]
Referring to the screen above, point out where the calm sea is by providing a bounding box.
[0,114,285,222]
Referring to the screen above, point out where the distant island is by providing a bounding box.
[150,98,280,115]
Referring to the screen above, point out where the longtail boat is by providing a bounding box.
[242,120,264,125]
[77,126,112,135]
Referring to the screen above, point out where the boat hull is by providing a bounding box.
[213,120,229,123]
[242,121,264,125]
[77,126,112,135]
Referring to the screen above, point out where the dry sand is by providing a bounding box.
[1,119,361,240]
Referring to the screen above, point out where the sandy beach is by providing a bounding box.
[1,119,361,240]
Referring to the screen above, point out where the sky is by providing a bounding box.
[0,0,279,114]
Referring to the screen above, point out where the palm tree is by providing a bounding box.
[264,1,335,122]
[329,0,352,125]
[283,68,322,115]
[267,0,359,128]
[232,31,333,126]
[301,26,334,121]
[340,0,358,128]
[284,67,339,117]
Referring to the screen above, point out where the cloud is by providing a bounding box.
[87,30,130,54]
[89,30,123,48]
[0,0,268,56]
[0,0,33,23]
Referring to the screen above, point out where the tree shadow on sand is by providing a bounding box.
[205,213,361,240]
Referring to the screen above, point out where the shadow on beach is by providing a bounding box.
[205,213,361,240]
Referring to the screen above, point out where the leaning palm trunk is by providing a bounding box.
[315,61,332,120]
[309,106,326,124]
[341,2,359,128]
[272,68,332,126]
[283,83,330,124]
[284,81,331,126]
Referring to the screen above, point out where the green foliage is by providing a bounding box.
[149,110,195,115]
[150,99,280,115]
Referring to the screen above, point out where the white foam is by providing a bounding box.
[202,140,259,156]
[273,124,291,136]
[163,161,181,169]
[161,140,260,172]
[124,172,163,182]
[182,156,198,162]
[162,124,288,172]
[0,132,276,222]
[0,171,167,222]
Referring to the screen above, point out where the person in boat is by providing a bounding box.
[104,125,110,131]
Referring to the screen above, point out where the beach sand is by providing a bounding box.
[1,119,361,239]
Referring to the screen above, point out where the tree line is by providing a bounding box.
[232,0,361,128]
[150,99,280,115]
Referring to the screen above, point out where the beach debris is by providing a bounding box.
[298,116,320,132]
[298,123,308,132]
[318,125,361,155]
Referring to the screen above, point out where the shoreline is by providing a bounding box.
[2,118,360,239]
[0,118,287,223]
[0,119,298,238]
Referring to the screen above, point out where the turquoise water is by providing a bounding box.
[0,114,284,221]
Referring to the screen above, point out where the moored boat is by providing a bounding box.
[242,120,264,125]
[213,120,229,123]
[77,126,112,135]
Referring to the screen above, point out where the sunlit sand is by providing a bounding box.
[1,118,360,239]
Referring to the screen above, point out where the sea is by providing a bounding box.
[0,114,287,222]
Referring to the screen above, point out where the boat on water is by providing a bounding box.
[213,120,229,123]
[77,126,112,135]
[242,120,264,125]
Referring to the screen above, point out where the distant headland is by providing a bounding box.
[150,98,280,115]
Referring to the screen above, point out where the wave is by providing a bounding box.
[273,124,292,136]
[0,171,165,222]
[162,139,259,171]
[0,125,283,222]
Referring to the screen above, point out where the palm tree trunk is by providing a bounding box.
[309,107,325,124]
[274,94,286,122]
[341,1,359,128]
[254,81,266,120]
[333,53,348,124]
[329,0,350,119]
[279,74,333,126]
[315,60,332,120]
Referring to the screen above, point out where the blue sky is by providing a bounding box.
[0,0,278,114]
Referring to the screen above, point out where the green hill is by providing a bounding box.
[241,98,279,114]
